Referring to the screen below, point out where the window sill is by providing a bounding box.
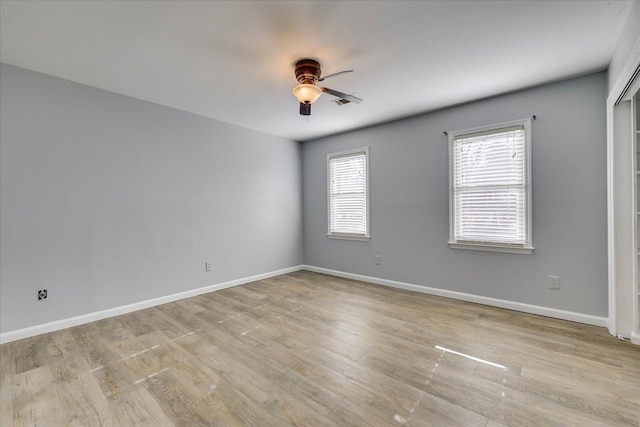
[448,242,533,254]
[327,233,371,242]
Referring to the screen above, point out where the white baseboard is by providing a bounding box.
[0,265,304,344]
[1,264,609,344]
[303,265,609,328]
[631,333,640,345]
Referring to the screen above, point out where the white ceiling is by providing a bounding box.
[0,1,632,141]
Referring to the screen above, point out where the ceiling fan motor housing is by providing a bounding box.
[295,59,321,85]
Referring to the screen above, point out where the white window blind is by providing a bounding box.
[328,149,369,238]
[449,121,532,252]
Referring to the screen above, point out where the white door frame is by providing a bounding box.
[607,40,640,336]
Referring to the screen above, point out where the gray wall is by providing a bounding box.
[303,72,608,317]
[0,63,303,334]
[0,63,609,333]
[608,0,639,94]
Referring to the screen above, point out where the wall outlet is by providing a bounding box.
[37,289,47,300]
[374,255,381,265]
[205,262,212,272]
[548,276,560,289]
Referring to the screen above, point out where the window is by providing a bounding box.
[448,119,533,254]
[327,147,370,240]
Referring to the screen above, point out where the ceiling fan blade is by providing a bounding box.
[318,70,354,82]
[299,102,311,116]
[321,87,363,104]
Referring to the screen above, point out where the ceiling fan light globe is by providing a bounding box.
[293,84,322,104]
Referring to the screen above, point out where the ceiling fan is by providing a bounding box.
[292,58,363,116]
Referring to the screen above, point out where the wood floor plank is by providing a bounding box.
[1,271,638,426]
[142,368,218,427]
[520,359,640,409]
[13,366,63,427]
[54,371,118,426]
[9,335,52,375]
[0,376,14,427]
[200,336,344,418]
[206,352,339,427]
[326,398,397,427]
[474,362,638,426]
[108,385,175,426]
[0,341,14,427]
[408,361,563,427]
[46,330,93,383]
[307,345,488,426]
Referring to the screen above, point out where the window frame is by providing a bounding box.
[448,118,533,254]
[327,147,371,241]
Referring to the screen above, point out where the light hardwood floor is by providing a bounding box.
[1,271,639,426]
